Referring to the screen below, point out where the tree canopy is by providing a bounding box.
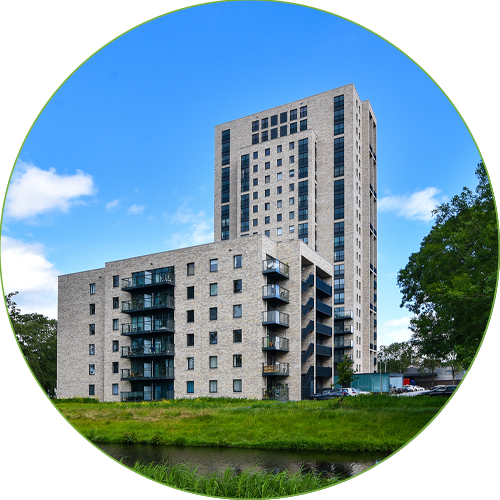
[334,355,358,388]
[6,292,57,396]
[397,163,498,369]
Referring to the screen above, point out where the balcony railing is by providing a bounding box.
[262,336,289,351]
[334,354,353,363]
[262,362,289,376]
[262,258,289,278]
[334,310,353,320]
[121,295,175,313]
[120,390,174,402]
[316,299,332,316]
[316,344,333,357]
[316,366,332,378]
[262,386,289,401]
[121,367,175,380]
[262,310,289,327]
[121,271,175,290]
[121,344,174,357]
[262,284,289,303]
[316,276,332,296]
[334,325,354,334]
[334,339,354,349]
[121,319,175,335]
[316,322,332,337]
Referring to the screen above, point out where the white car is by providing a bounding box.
[343,387,370,396]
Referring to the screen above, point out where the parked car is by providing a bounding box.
[310,389,346,400]
[343,388,370,396]
[428,385,456,397]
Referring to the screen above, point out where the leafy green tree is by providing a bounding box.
[6,292,57,396]
[397,163,498,369]
[378,341,416,373]
[334,355,358,389]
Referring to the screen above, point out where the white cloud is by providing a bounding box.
[127,203,146,215]
[167,198,214,249]
[6,161,96,220]
[1,236,59,319]
[370,0,432,21]
[106,199,120,211]
[378,187,446,222]
[378,316,413,346]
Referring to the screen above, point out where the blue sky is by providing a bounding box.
[0,1,482,348]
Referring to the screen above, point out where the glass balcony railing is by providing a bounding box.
[262,284,289,302]
[121,271,175,290]
[334,325,354,334]
[262,386,289,401]
[262,362,289,376]
[262,336,289,351]
[121,295,175,313]
[334,354,353,363]
[120,391,174,402]
[120,367,174,380]
[121,319,175,335]
[121,344,174,357]
[262,258,289,278]
[334,339,354,349]
[262,310,289,327]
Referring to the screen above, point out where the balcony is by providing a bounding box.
[262,386,289,401]
[316,299,332,316]
[316,366,332,378]
[262,336,289,351]
[334,339,354,349]
[316,322,332,337]
[316,344,333,357]
[121,319,175,335]
[262,310,289,327]
[121,367,174,381]
[121,271,175,290]
[334,325,354,335]
[316,276,332,296]
[302,320,314,339]
[120,390,174,402]
[333,310,353,320]
[262,284,289,303]
[262,362,289,376]
[262,258,289,279]
[121,344,174,357]
[121,295,175,314]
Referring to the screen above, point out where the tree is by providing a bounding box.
[378,341,416,373]
[6,292,57,396]
[397,163,498,369]
[334,355,358,389]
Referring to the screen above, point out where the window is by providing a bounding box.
[210,259,218,272]
[187,262,195,275]
[265,148,270,156]
[253,192,258,199]
[89,385,95,396]
[113,275,119,287]
[277,159,282,167]
[265,216,270,224]
[113,297,119,309]
[253,165,258,173]
[210,307,218,320]
[289,141,295,150]
[253,151,258,159]
[262,117,268,129]
[261,130,268,142]
[265,202,270,210]
[277,214,282,222]
[265,230,270,237]
[277,186,282,194]
[289,212,295,220]
[210,283,218,296]
[90,283,95,295]
[253,178,258,186]
[271,114,278,126]
[210,331,218,344]
[300,119,307,131]
[289,225,295,233]
[277,172,282,180]
[233,354,242,367]
[112,362,119,374]
[289,156,294,164]
[253,219,258,226]
[89,364,95,375]
[187,286,195,299]
[233,379,242,393]
[112,384,119,396]
[209,356,218,369]
[277,228,282,236]
[233,304,242,318]
[90,304,95,315]
[233,329,242,343]
[253,205,258,213]
[113,319,119,331]
[252,133,259,144]
[334,250,345,261]
[290,109,297,120]
[265,175,270,183]
[209,380,218,393]
[300,105,307,117]
[289,169,295,177]
[89,324,95,335]
[277,200,282,208]
[334,293,345,304]
[290,122,297,134]
[234,255,242,268]
[187,333,194,346]
[289,183,295,192]
[335,264,345,276]
[188,358,194,370]
[187,381,194,393]
[252,120,259,132]
[187,310,195,323]
[280,125,287,137]
[113,340,119,352]
[289,197,295,205]
[89,344,95,355]
[280,111,287,123]
[233,279,242,293]
[265,189,270,197]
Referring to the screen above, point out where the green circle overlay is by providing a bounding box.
[0,0,500,500]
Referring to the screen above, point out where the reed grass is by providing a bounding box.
[55,395,446,452]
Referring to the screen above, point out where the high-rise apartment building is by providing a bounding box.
[57,84,377,402]
[214,84,378,373]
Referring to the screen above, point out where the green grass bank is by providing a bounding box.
[55,395,446,453]
[0,464,500,500]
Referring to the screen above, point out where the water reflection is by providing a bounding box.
[97,443,389,479]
